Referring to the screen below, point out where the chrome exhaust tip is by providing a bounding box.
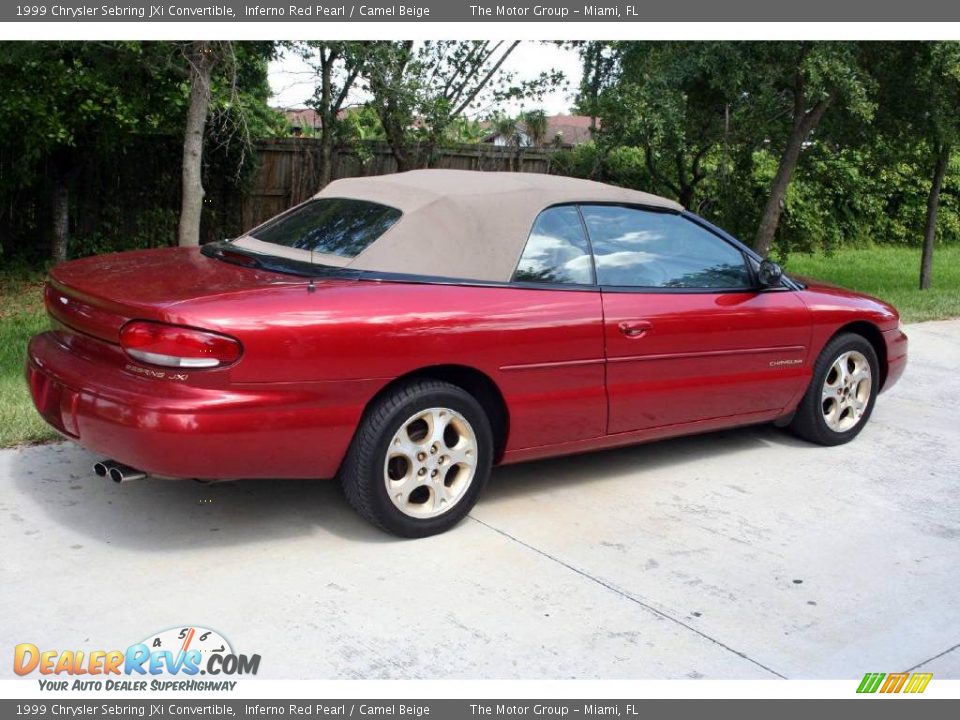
[93,460,118,478]
[108,464,147,483]
[95,460,147,483]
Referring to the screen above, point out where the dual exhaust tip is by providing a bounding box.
[93,460,147,483]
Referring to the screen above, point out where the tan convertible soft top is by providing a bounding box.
[232,169,682,282]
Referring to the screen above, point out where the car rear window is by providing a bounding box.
[250,198,402,258]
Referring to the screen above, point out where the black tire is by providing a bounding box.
[339,379,493,538]
[789,332,879,446]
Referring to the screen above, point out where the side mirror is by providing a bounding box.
[758,259,783,288]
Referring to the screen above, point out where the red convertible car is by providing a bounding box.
[27,170,907,537]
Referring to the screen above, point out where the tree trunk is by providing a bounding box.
[178,42,217,248]
[318,126,334,189]
[384,119,414,172]
[316,49,335,190]
[920,142,951,290]
[50,174,69,264]
[754,96,832,257]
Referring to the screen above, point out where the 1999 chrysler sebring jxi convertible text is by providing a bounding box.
[27,171,907,537]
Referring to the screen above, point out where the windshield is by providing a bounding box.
[249,198,402,258]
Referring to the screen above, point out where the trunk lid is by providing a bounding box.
[47,247,308,343]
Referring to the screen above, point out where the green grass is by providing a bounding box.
[0,244,957,449]
[782,245,960,323]
[0,273,58,447]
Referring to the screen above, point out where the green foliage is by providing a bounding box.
[574,40,960,272]
[748,41,876,128]
[522,109,550,148]
[342,106,386,141]
[0,42,170,190]
[298,40,377,182]
[585,42,754,208]
[0,274,57,447]
[364,41,564,167]
[551,143,597,178]
[487,111,521,147]
[2,133,253,267]
[337,107,386,167]
[442,117,487,144]
[66,206,179,258]
[603,146,654,190]
[552,141,655,191]
[0,41,277,264]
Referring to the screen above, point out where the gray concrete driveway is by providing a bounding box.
[1,320,958,680]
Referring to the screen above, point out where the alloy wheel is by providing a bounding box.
[383,407,478,518]
[821,350,872,433]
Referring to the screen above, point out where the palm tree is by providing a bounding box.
[491,112,520,147]
[490,112,522,170]
[522,109,549,149]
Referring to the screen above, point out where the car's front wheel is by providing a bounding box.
[340,379,493,537]
[789,332,879,446]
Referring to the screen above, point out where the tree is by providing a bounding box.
[582,42,750,210]
[849,41,960,289]
[913,43,960,289]
[364,41,563,170]
[489,112,523,170]
[0,41,277,259]
[0,42,171,261]
[177,41,219,248]
[749,42,875,256]
[444,116,487,143]
[578,42,878,254]
[572,41,616,134]
[302,41,373,189]
[159,41,276,247]
[363,41,419,171]
[522,109,549,148]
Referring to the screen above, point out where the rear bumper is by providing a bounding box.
[881,326,908,392]
[27,331,382,480]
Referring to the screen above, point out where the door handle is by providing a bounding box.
[618,320,653,338]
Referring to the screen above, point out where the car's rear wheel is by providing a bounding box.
[789,333,879,446]
[340,379,493,537]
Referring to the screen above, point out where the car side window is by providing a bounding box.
[512,205,594,285]
[580,205,753,289]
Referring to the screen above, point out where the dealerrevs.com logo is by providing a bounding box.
[14,626,260,692]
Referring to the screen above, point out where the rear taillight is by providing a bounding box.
[119,321,242,369]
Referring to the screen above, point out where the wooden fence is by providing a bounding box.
[241,138,560,231]
[0,136,562,261]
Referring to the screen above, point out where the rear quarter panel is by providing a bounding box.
[167,280,607,454]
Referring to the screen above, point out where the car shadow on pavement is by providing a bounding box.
[10,423,812,550]
[483,422,811,504]
[11,448,395,548]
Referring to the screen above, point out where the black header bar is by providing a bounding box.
[4,0,959,23]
